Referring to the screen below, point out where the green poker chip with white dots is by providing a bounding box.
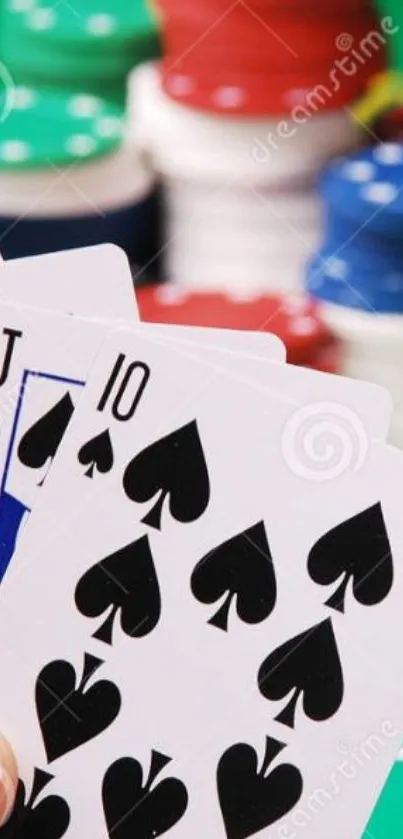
[16,0,157,46]
[0,87,124,169]
[1,0,160,89]
[3,0,159,57]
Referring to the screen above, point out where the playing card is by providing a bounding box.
[0,245,138,320]
[0,308,286,578]
[0,306,113,576]
[0,328,398,839]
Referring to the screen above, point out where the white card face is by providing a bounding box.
[143,323,287,361]
[0,328,398,839]
[0,310,286,578]
[0,245,138,320]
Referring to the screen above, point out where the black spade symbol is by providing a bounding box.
[0,768,69,838]
[17,392,74,483]
[123,420,210,530]
[217,737,303,839]
[307,503,393,613]
[102,752,188,839]
[258,618,344,728]
[74,535,161,645]
[191,522,277,631]
[35,653,121,762]
[77,429,114,478]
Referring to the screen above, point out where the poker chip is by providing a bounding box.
[315,300,403,350]
[307,142,403,314]
[128,63,361,186]
[157,0,370,14]
[3,34,134,82]
[307,250,403,313]
[162,179,321,293]
[316,300,403,445]
[6,0,157,47]
[1,0,160,95]
[0,143,161,264]
[0,87,124,168]
[0,193,160,263]
[162,12,380,72]
[0,145,153,215]
[3,26,157,82]
[161,65,384,118]
[137,286,337,368]
[157,2,383,115]
[321,142,403,235]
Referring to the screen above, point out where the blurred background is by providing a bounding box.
[0,0,403,834]
[0,0,402,446]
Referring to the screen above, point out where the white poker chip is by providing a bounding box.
[318,302,403,447]
[0,144,155,217]
[163,180,321,293]
[319,301,403,352]
[126,62,361,187]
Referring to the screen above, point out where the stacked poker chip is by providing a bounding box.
[0,0,162,268]
[127,0,381,294]
[128,63,360,294]
[159,0,383,116]
[305,141,403,446]
[0,86,159,266]
[137,285,340,373]
[1,0,160,106]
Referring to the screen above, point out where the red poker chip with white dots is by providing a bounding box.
[137,286,339,369]
[160,15,383,115]
[162,12,381,71]
[161,64,384,116]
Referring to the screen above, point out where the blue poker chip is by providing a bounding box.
[308,141,403,313]
[306,250,403,313]
[321,142,403,237]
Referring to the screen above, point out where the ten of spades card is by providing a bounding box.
[0,307,287,578]
[0,328,399,839]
